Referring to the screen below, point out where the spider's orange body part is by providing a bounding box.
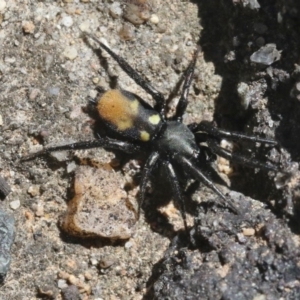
[97,89,161,142]
[97,89,138,131]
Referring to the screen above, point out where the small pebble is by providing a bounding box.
[50,151,68,162]
[9,199,20,210]
[67,161,77,173]
[237,82,250,109]
[125,241,133,249]
[90,258,98,266]
[61,15,73,27]
[109,2,122,18]
[119,24,134,41]
[57,279,68,290]
[63,46,78,60]
[22,21,35,34]
[61,285,81,300]
[92,77,100,84]
[27,185,40,197]
[99,258,116,269]
[237,233,247,244]
[68,275,78,285]
[0,0,6,12]
[150,14,159,24]
[79,20,90,32]
[33,202,44,217]
[243,228,255,236]
[242,0,260,9]
[250,44,281,65]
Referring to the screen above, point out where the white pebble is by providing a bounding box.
[150,14,159,24]
[125,241,133,249]
[0,0,6,12]
[50,151,68,162]
[109,2,122,18]
[79,20,90,32]
[61,15,73,27]
[90,258,98,266]
[63,46,78,60]
[57,279,68,289]
[10,200,21,210]
[67,161,77,173]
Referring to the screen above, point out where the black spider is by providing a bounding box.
[23,33,279,230]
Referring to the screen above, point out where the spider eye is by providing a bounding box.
[97,89,162,142]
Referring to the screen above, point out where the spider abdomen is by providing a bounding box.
[97,89,162,142]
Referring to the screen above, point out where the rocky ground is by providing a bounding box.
[1,0,300,299]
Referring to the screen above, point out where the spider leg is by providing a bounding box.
[192,120,277,145]
[206,138,279,172]
[138,151,160,217]
[200,145,217,163]
[85,33,166,117]
[21,137,141,161]
[174,46,200,122]
[162,160,188,232]
[175,155,239,214]
[87,96,96,104]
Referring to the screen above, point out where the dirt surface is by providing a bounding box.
[1,0,300,299]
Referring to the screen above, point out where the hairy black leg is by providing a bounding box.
[87,96,97,105]
[206,138,279,172]
[21,137,141,161]
[174,46,200,122]
[191,120,277,145]
[175,155,239,214]
[199,145,217,163]
[85,33,166,116]
[138,151,160,217]
[163,161,188,232]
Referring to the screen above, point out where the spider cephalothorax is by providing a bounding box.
[23,33,279,230]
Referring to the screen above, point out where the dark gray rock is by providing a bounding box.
[153,192,300,299]
[0,209,15,283]
[0,175,11,199]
